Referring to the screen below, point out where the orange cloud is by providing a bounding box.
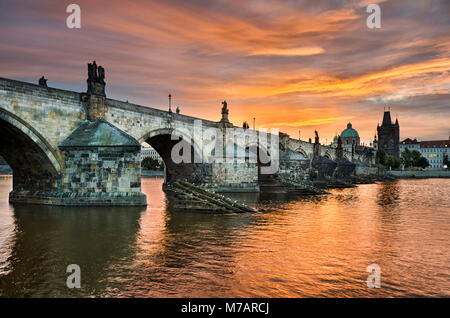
[248,47,325,57]
[266,116,354,127]
[1,0,449,144]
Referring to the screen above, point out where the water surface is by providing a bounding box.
[0,177,449,297]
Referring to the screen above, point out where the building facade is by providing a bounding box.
[141,147,163,163]
[377,110,400,157]
[400,138,450,170]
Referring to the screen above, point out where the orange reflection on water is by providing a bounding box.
[0,178,449,297]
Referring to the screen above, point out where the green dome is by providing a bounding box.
[341,122,359,138]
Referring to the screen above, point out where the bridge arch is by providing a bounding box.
[323,150,334,160]
[139,128,203,153]
[294,147,310,160]
[0,109,62,193]
[139,128,207,184]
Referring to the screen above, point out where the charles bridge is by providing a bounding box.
[0,62,377,206]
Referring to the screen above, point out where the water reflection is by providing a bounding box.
[0,178,448,297]
[376,181,401,209]
[0,204,144,297]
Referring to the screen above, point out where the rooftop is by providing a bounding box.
[59,118,140,148]
[401,138,450,148]
[341,122,359,138]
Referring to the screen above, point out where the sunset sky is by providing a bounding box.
[1,0,449,144]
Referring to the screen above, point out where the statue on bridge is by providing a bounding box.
[336,136,343,159]
[221,100,229,123]
[88,61,98,81]
[218,100,233,128]
[38,76,48,87]
[222,100,228,112]
[314,130,320,144]
[313,130,320,158]
[98,66,105,84]
[87,60,106,96]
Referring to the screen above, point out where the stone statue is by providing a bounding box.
[222,100,228,113]
[92,61,98,80]
[38,76,48,87]
[243,121,249,129]
[88,61,98,81]
[336,135,343,159]
[87,60,106,96]
[176,106,180,114]
[314,130,319,144]
[220,100,229,123]
[98,66,105,84]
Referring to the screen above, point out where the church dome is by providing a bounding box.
[341,122,359,138]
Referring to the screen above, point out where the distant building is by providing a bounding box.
[141,147,162,163]
[341,122,360,149]
[400,137,450,170]
[332,122,360,151]
[377,110,400,157]
[373,134,378,151]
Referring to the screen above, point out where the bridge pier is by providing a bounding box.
[9,118,147,206]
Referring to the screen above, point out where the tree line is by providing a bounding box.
[141,157,164,171]
[376,147,446,170]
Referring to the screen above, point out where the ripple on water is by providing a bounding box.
[0,178,449,297]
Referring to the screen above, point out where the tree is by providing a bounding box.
[386,155,401,169]
[443,154,449,170]
[401,148,413,168]
[377,149,387,165]
[401,148,431,169]
[410,150,423,167]
[377,149,400,169]
[142,157,163,170]
[415,156,430,169]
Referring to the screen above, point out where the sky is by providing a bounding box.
[0,0,449,144]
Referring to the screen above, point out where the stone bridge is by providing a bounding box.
[0,62,375,206]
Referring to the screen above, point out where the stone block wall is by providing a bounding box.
[61,147,140,193]
[355,165,385,176]
[211,161,259,192]
[279,159,310,181]
[59,146,146,205]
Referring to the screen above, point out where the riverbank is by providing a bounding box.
[388,170,450,178]
[141,169,164,177]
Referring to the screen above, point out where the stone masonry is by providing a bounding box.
[58,118,146,206]
[0,62,377,206]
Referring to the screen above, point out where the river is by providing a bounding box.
[0,177,448,297]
